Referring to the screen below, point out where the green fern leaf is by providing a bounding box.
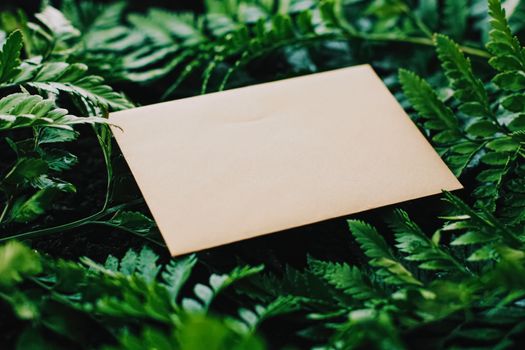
[0,93,106,131]
[235,295,301,333]
[102,246,160,283]
[475,150,516,212]
[443,192,524,253]
[162,254,197,302]
[308,257,382,300]
[118,249,138,275]
[487,0,525,73]
[23,63,133,111]
[127,13,175,46]
[398,68,460,135]
[443,0,468,40]
[9,187,59,223]
[106,211,156,235]
[128,9,203,45]
[389,209,466,273]
[434,33,491,116]
[0,30,23,83]
[136,247,161,283]
[0,29,132,111]
[348,220,421,286]
[183,265,264,312]
[0,241,42,287]
[499,163,525,225]
[62,0,126,34]
[34,5,80,41]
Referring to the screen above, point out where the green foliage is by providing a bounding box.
[400,1,525,223]
[1,0,525,349]
[487,0,525,75]
[348,220,421,286]
[128,1,333,96]
[0,243,270,349]
[390,209,465,272]
[0,30,23,83]
[0,18,138,242]
[0,27,132,112]
[308,258,382,301]
[22,62,134,111]
[434,33,491,117]
[53,0,489,99]
[182,265,264,313]
[253,193,525,349]
[443,0,469,40]
[0,241,41,287]
[0,93,105,131]
[398,68,459,135]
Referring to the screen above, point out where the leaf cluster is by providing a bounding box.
[399,0,525,227]
[0,15,141,243]
[0,241,286,349]
[1,1,525,349]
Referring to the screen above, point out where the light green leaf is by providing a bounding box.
[399,69,459,133]
[10,187,59,223]
[162,254,197,301]
[0,241,42,287]
[0,30,23,83]
[107,211,155,235]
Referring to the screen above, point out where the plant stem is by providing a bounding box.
[355,33,490,58]
[0,199,142,243]
[0,199,10,223]
[329,0,489,58]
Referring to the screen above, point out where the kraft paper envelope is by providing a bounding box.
[110,64,462,256]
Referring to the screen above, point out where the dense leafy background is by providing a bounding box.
[1,0,525,349]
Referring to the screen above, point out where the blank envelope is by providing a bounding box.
[109,64,462,256]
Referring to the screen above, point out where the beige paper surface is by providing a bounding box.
[110,64,462,256]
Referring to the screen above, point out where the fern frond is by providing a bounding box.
[135,247,161,283]
[487,0,525,73]
[308,257,383,301]
[20,62,133,111]
[34,5,80,41]
[0,30,23,83]
[443,0,468,40]
[0,93,105,131]
[330,309,403,350]
[234,295,301,333]
[62,0,126,34]
[434,33,491,117]
[183,265,264,312]
[0,29,133,111]
[105,211,156,237]
[442,192,524,260]
[389,209,467,273]
[398,69,486,177]
[129,9,204,46]
[162,254,197,302]
[348,220,421,286]
[102,246,160,283]
[476,147,520,212]
[398,68,460,139]
[159,5,337,96]
[499,162,525,225]
[245,265,352,307]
